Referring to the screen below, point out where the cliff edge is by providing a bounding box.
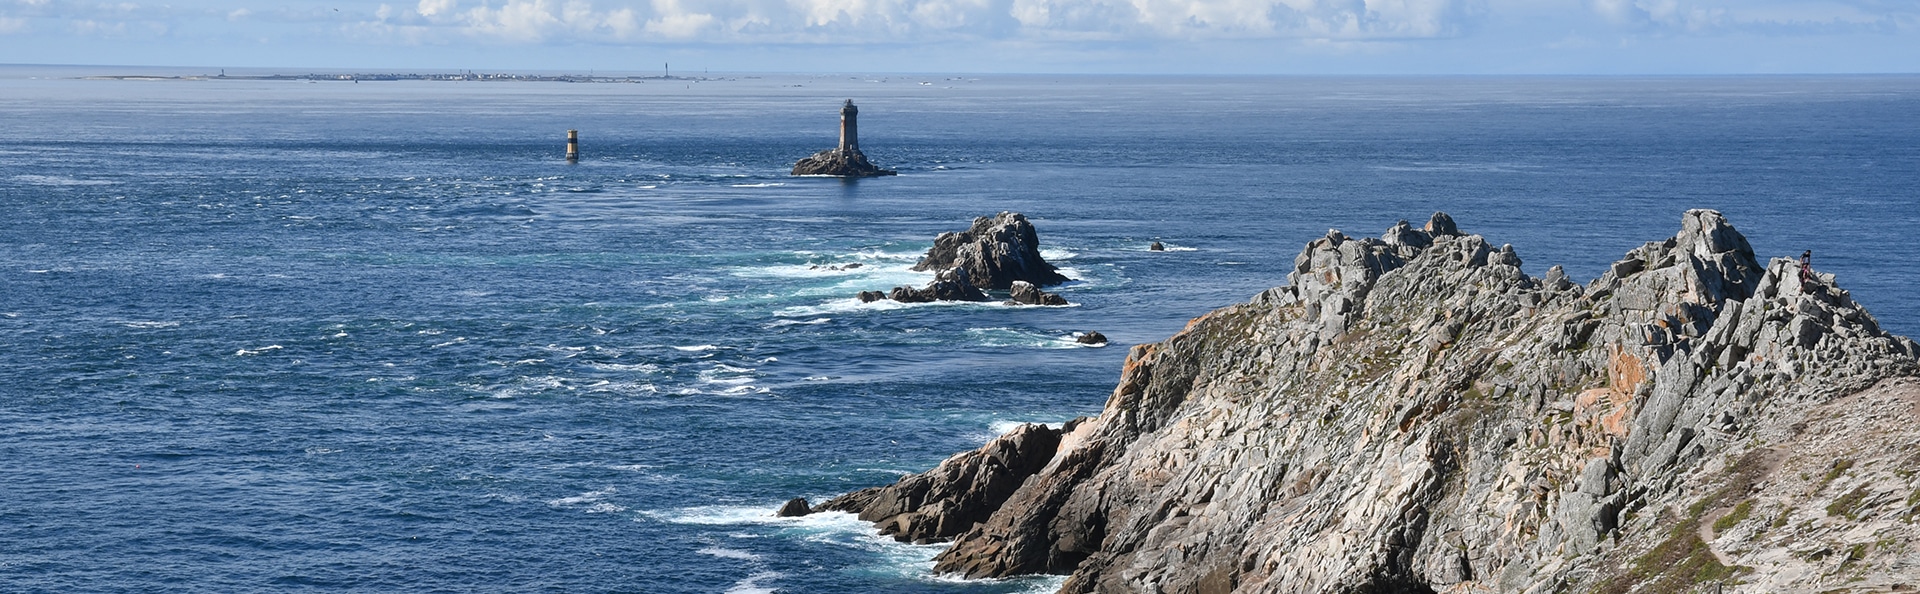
[819,210,1920,593]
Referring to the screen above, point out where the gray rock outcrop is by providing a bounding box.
[913,212,1070,290]
[1009,281,1069,306]
[817,422,1070,544]
[886,267,990,303]
[819,210,1920,593]
[791,148,896,177]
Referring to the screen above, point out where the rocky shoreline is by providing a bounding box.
[795,210,1920,593]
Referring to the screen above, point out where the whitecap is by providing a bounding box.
[964,327,1082,349]
[987,420,1067,436]
[765,317,831,328]
[697,547,762,561]
[729,183,786,188]
[1040,247,1077,261]
[234,345,283,356]
[548,487,616,507]
[1217,261,1248,266]
[587,362,660,373]
[121,321,180,329]
[13,174,116,186]
[672,344,723,352]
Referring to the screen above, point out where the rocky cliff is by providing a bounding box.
[816,210,1920,593]
[913,212,1071,290]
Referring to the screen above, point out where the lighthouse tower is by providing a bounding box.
[838,99,859,155]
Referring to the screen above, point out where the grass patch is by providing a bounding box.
[1827,486,1872,521]
[1713,499,1755,534]
[1822,459,1854,486]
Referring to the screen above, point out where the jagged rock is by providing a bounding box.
[856,290,887,303]
[791,148,896,177]
[775,497,812,517]
[884,267,990,303]
[1008,281,1069,306]
[912,212,1070,290]
[816,423,1065,544]
[1076,331,1107,345]
[1149,242,1166,251]
[828,209,1920,593]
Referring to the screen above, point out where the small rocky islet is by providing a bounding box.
[858,211,1073,306]
[790,209,1920,593]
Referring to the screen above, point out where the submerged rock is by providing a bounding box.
[912,212,1070,290]
[1149,241,1166,252]
[1007,281,1069,306]
[826,210,1920,592]
[1075,331,1107,345]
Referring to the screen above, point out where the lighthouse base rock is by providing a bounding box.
[810,210,1920,594]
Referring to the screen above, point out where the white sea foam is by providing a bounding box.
[964,327,1082,349]
[1040,247,1077,260]
[234,345,283,356]
[723,571,781,594]
[672,344,723,352]
[697,547,762,561]
[730,183,786,188]
[987,420,1068,436]
[548,487,617,507]
[121,321,180,328]
[765,317,831,328]
[587,362,660,373]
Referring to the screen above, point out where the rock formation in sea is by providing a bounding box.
[862,212,1072,304]
[791,99,897,178]
[808,210,1920,593]
[913,212,1070,290]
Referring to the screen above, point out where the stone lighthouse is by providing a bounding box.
[791,99,895,177]
[839,99,859,155]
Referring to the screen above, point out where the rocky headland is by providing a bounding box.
[791,147,896,177]
[807,210,1920,593]
[862,212,1073,305]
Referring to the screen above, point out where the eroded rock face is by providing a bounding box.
[817,422,1069,544]
[832,210,1920,593]
[791,148,897,177]
[913,212,1070,290]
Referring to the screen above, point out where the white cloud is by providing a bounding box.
[419,0,457,17]
[0,16,24,32]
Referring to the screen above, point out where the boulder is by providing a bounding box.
[775,497,813,517]
[856,290,887,303]
[1149,241,1165,251]
[1008,281,1069,306]
[1076,331,1107,345]
[912,212,1070,289]
[791,148,896,177]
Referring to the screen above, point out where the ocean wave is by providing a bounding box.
[234,345,283,356]
[729,183,786,188]
[697,547,762,561]
[1040,247,1077,261]
[13,174,116,186]
[964,327,1084,349]
[672,344,724,352]
[723,571,781,594]
[121,320,181,329]
[548,487,617,507]
[765,317,831,328]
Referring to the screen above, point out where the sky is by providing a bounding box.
[0,0,1916,73]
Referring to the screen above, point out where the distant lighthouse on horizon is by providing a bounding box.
[839,99,859,156]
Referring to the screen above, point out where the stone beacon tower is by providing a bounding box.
[839,99,859,155]
[792,99,895,177]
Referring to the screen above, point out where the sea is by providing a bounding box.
[2,68,1917,593]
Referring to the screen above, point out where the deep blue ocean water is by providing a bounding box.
[2,69,1918,593]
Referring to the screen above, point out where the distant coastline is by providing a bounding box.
[82,72,720,83]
